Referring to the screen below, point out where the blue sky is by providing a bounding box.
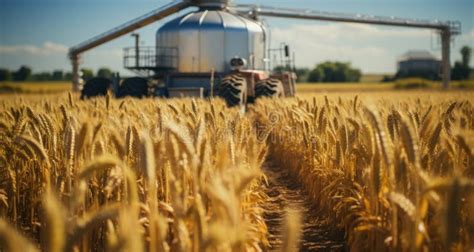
[0,0,473,74]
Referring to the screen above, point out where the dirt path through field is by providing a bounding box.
[261,160,346,251]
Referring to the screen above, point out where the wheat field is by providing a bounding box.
[0,90,473,251]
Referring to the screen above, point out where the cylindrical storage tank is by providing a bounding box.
[156,9,266,73]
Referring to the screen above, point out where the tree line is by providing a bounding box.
[3,46,470,84]
[0,66,114,82]
[275,61,362,83]
[451,46,472,80]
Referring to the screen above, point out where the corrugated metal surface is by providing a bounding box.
[156,9,266,73]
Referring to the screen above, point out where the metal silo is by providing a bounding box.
[156,9,267,74]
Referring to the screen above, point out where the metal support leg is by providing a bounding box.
[441,30,451,89]
[132,33,140,68]
[71,54,81,92]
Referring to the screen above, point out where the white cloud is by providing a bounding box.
[270,23,437,72]
[75,48,126,74]
[85,48,123,57]
[0,41,68,55]
[0,41,128,74]
[457,29,474,46]
[272,23,427,43]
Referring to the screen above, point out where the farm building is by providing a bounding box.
[396,50,441,79]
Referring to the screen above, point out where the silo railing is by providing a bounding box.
[123,46,179,71]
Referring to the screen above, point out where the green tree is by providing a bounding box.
[307,67,325,82]
[81,68,94,81]
[97,68,113,79]
[452,45,472,80]
[52,70,64,81]
[307,61,361,83]
[13,65,32,81]
[461,46,472,67]
[0,68,12,81]
[346,68,362,82]
[32,72,53,81]
[64,72,73,81]
[273,66,310,82]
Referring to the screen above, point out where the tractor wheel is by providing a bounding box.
[80,77,111,100]
[255,78,285,99]
[118,77,148,98]
[218,74,247,109]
